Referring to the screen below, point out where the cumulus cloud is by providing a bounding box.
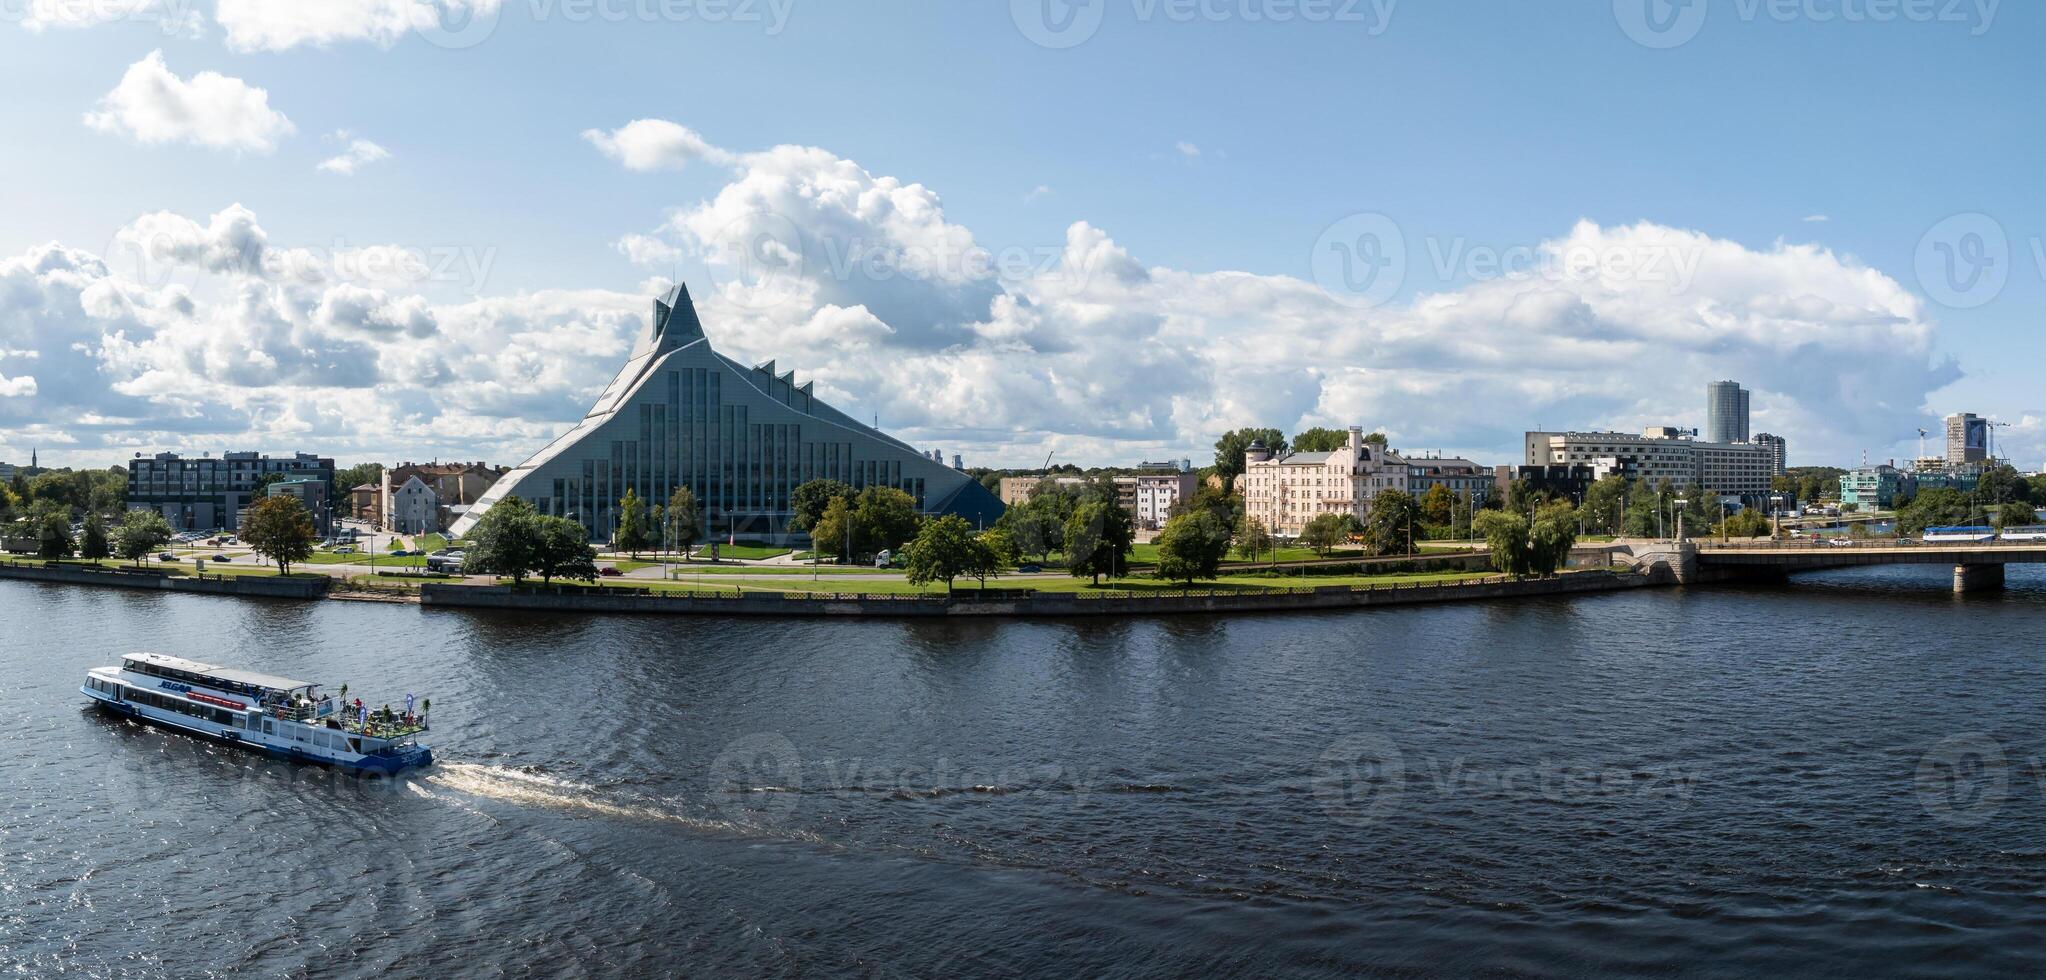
[317,132,392,175]
[215,0,500,51]
[83,51,294,153]
[16,0,204,35]
[1175,141,1201,159]
[0,150,1979,471]
[581,119,731,172]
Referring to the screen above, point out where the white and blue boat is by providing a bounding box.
[83,653,434,774]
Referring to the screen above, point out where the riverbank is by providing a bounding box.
[418,568,1658,618]
[0,560,330,599]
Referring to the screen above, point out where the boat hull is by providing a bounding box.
[85,687,433,775]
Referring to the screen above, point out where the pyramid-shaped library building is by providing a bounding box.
[450,284,1004,543]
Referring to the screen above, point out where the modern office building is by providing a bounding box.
[1839,464,1910,510]
[265,476,335,538]
[1706,381,1751,445]
[450,284,1004,543]
[1524,428,1778,500]
[126,451,335,531]
[1946,412,1989,465]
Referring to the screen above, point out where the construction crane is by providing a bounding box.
[1987,419,2014,463]
[1917,427,1929,462]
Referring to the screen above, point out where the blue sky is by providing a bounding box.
[1,0,2041,470]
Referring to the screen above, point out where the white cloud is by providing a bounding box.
[1023,184,1053,204]
[215,0,499,51]
[16,0,203,35]
[0,157,1979,472]
[0,375,37,397]
[1175,141,1201,159]
[83,51,294,153]
[1803,214,1830,223]
[613,233,681,268]
[318,132,392,175]
[582,119,731,172]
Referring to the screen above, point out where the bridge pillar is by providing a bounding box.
[1954,563,2006,594]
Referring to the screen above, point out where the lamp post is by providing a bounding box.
[1771,493,1786,542]
[1674,497,1689,543]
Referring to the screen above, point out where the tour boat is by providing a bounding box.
[83,653,434,774]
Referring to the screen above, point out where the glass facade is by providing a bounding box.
[451,285,1003,543]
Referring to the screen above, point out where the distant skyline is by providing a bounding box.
[2,2,2043,471]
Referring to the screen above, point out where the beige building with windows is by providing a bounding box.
[1243,427,1408,537]
[1522,428,1778,498]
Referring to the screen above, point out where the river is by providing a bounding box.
[3,566,2044,977]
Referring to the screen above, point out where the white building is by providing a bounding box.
[388,476,440,534]
[1523,428,1779,498]
[1243,427,1408,537]
[1130,472,1199,530]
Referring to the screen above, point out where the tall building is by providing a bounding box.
[126,452,335,531]
[1524,428,1777,500]
[451,284,1004,542]
[265,476,334,538]
[1751,433,1788,476]
[1705,381,1751,445]
[1946,412,1989,465]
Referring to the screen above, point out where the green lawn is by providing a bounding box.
[697,544,792,561]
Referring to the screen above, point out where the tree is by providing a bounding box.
[1063,500,1134,585]
[1362,432,1389,451]
[114,510,173,566]
[664,486,701,558]
[464,496,541,585]
[1000,510,1053,561]
[857,487,923,554]
[1996,500,2039,531]
[1528,501,1580,574]
[1155,510,1232,584]
[1234,514,1272,562]
[1291,427,1350,453]
[979,527,1020,568]
[1475,510,1533,577]
[534,515,599,584]
[1897,488,1973,536]
[1581,475,1629,536]
[789,479,855,532]
[1715,508,1772,539]
[80,511,111,560]
[613,488,653,558]
[1213,428,1288,486]
[811,496,860,562]
[1419,484,1456,531]
[242,496,318,574]
[1363,489,1420,556]
[37,511,74,559]
[1299,512,1348,557]
[904,515,983,595]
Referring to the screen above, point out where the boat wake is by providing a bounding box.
[422,762,833,846]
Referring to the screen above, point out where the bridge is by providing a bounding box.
[1608,539,2046,593]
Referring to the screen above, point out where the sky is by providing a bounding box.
[1,0,2042,472]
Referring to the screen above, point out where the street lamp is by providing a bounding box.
[1770,493,1786,542]
[1673,498,1689,543]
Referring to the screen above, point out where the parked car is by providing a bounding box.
[211,554,232,562]
[599,567,623,577]
[157,552,178,562]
